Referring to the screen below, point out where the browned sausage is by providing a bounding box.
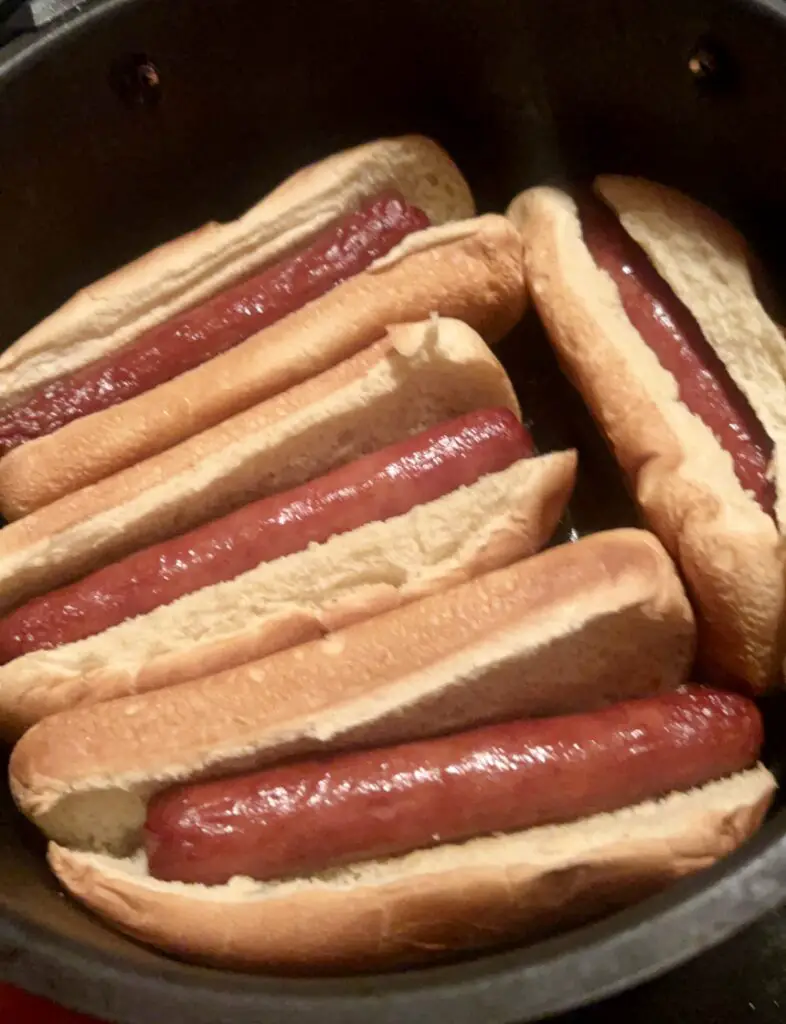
[145,686,762,886]
[0,191,429,454]
[0,408,531,661]
[578,194,774,515]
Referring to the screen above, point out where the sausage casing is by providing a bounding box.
[578,194,775,515]
[0,191,429,453]
[145,686,763,885]
[0,408,531,660]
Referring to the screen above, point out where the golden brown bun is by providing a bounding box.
[0,317,519,614]
[46,765,774,973]
[11,528,695,849]
[0,135,472,408]
[0,209,524,519]
[509,180,786,691]
[0,450,577,739]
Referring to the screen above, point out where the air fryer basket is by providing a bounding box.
[2,0,786,1021]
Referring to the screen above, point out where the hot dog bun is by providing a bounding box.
[0,448,577,740]
[14,528,765,974]
[0,316,519,615]
[508,181,786,690]
[44,765,773,972]
[11,528,695,846]
[0,143,497,520]
[0,135,472,410]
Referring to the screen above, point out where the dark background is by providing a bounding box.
[566,908,786,1024]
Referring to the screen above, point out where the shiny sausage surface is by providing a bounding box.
[0,191,429,454]
[0,408,530,661]
[578,194,775,515]
[145,686,762,885]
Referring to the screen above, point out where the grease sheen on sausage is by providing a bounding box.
[578,194,775,515]
[0,191,429,454]
[145,686,762,886]
[0,408,531,662]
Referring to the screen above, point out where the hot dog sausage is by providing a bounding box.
[145,686,762,886]
[0,408,531,661]
[578,195,775,515]
[0,191,429,454]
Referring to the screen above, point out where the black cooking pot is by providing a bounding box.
[3,0,786,1021]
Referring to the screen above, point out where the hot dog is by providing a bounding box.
[0,135,493,519]
[0,191,430,455]
[508,178,786,691]
[144,687,763,887]
[0,212,523,520]
[577,193,776,515]
[11,529,773,972]
[0,318,577,738]
[0,315,525,614]
[0,408,531,661]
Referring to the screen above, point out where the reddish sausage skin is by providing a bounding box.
[578,195,775,516]
[0,408,531,662]
[145,686,762,886]
[0,191,429,454]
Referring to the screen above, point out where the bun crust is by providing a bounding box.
[0,212,523,519]
[509,184,786,690]
[46,766,774,973]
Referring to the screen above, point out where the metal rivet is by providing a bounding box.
[688,48,718,81]
[687,37,735,95]
[109,54,162,108]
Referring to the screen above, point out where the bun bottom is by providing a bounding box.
[48,766,774,974]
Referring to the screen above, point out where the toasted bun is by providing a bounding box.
[46,765,774,972]
[0,451,577,739]
[0,211,524,519]
[0,135,473,409]
[509,182,786,690]
[0,316,519,614]
[10,528,695,850]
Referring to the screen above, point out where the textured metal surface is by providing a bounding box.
[2,0,85,28]
[0,0,87,48]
